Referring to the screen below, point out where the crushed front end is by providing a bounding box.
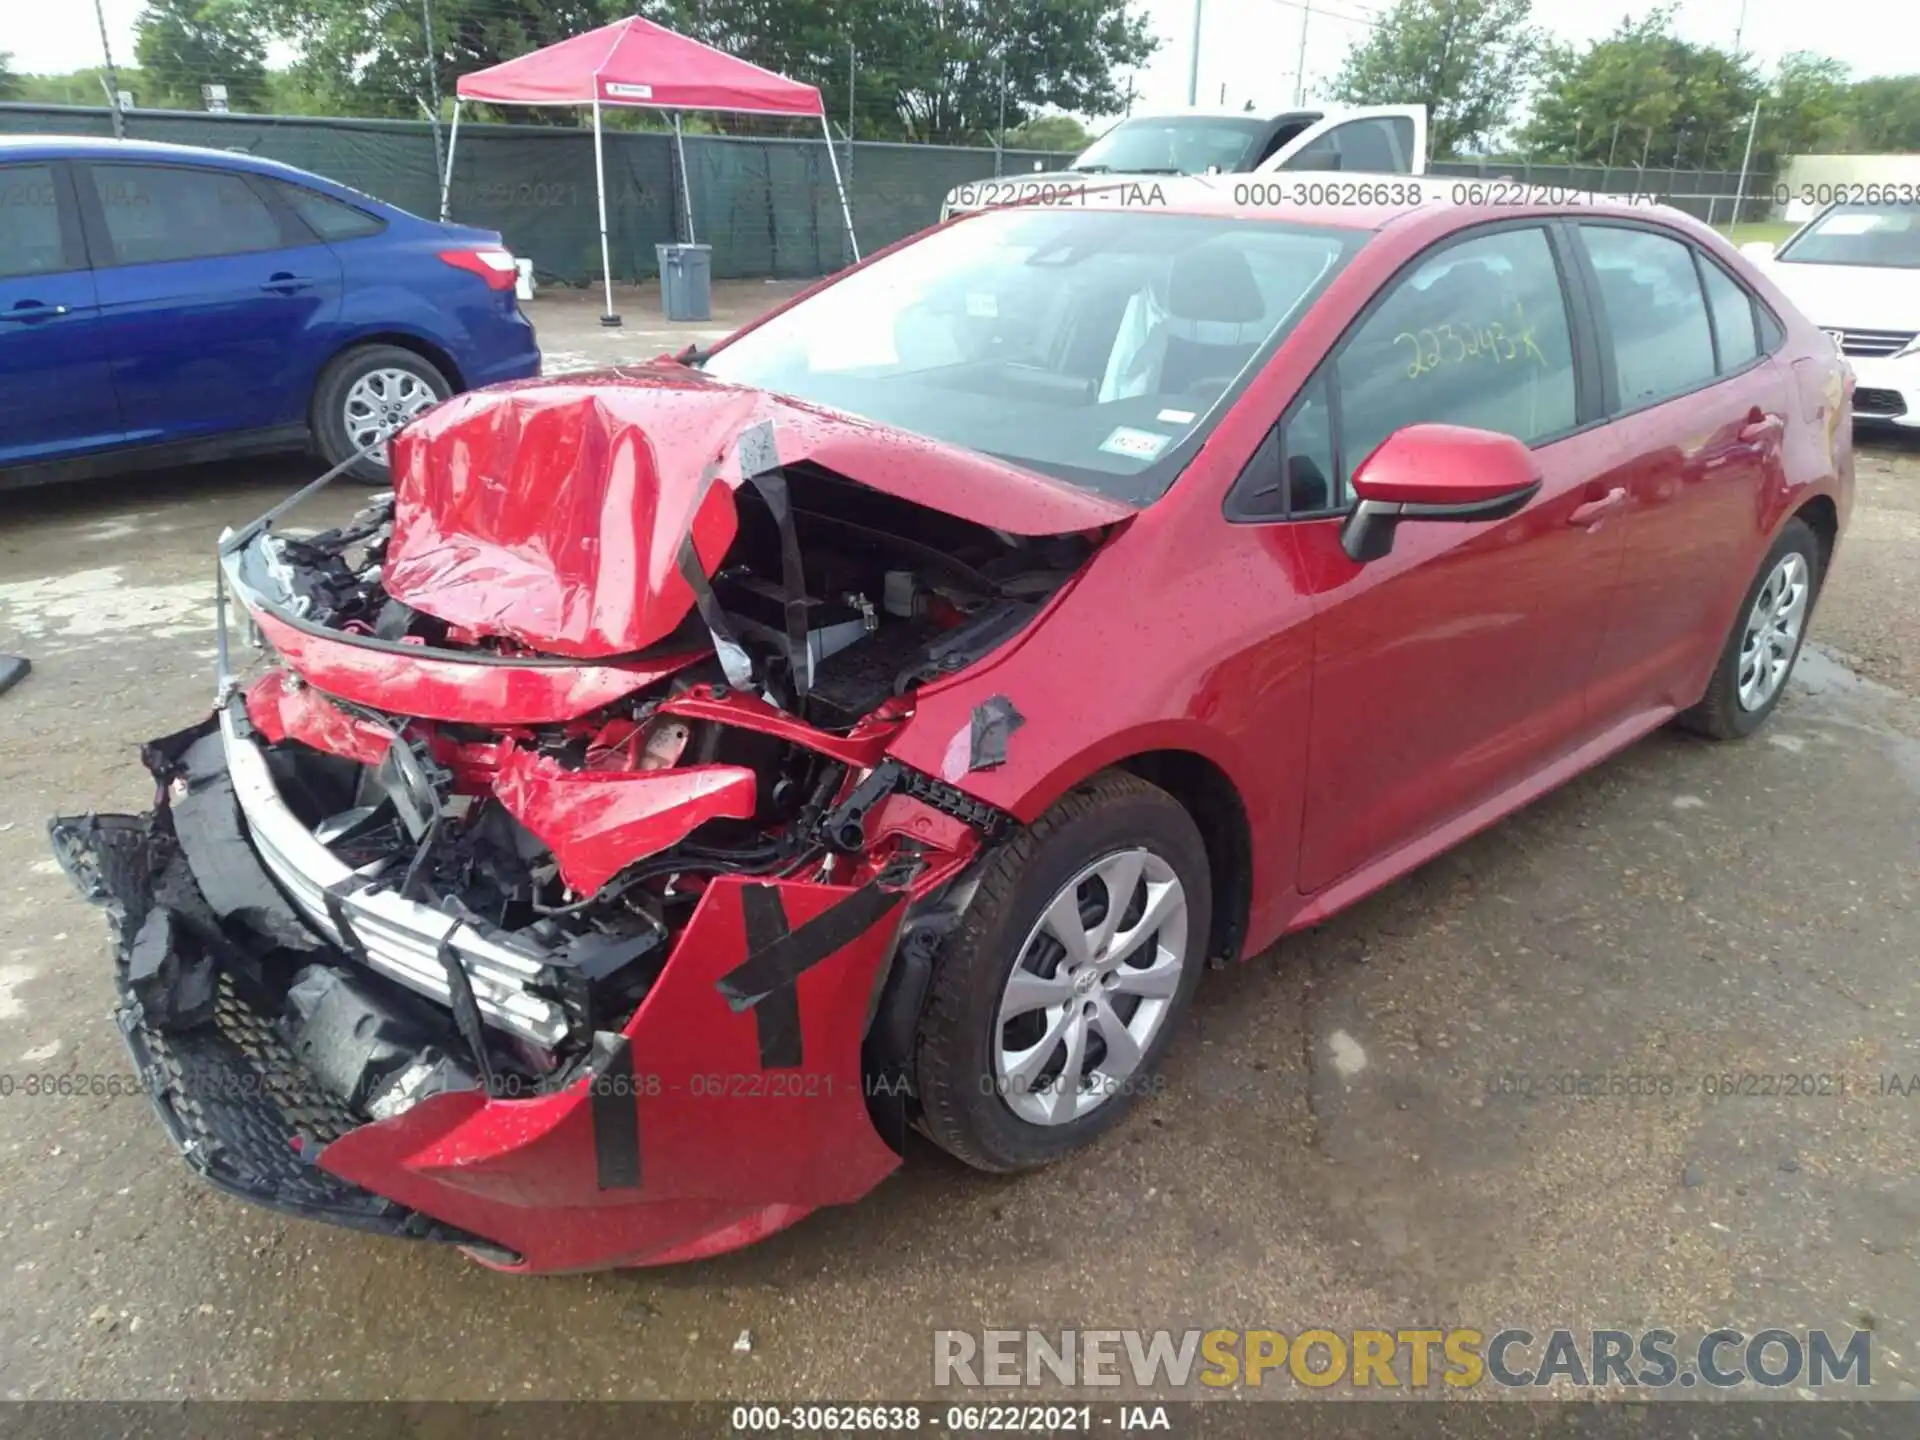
[51,376,1112,1272]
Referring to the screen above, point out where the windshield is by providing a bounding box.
[1070,116,1271,175]
[702,208,1363,503]
[1778,204,1920,269]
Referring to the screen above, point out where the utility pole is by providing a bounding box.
[1294,1,1312,107]
[847,41,856,185]
[1732,99,1761,225]
[996,58,1008,177]
[1186,0,1202,105]
[93,0,124,139]
[422,0,444,200]
[1732,0,1749,52]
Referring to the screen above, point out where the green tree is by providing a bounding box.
[1838,74,1920,152]
[1520,11,1762,169]
[1765,52,1850,157]
[1330,0,1547,158]
[0,52,19,102]
[247,0,622,121]
[1006,114,1091,151]
[650,0,1156,143]
[135,0,269,111]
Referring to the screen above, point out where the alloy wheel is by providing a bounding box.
[1736,551,1810,712]
[992,847,1187,1126]
[343,368,439,462]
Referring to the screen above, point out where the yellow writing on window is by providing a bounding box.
[1392,298,1549,380]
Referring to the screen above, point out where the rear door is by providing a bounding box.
[1571,221,1794,721]
[75,160,343,445]
[0,159,122,466]
[1273,222,1628,895]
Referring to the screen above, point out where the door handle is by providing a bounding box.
[1739,412,1784,443]
[0,302,71,324]
[1567,487,1627,528]
[260,274,313,294]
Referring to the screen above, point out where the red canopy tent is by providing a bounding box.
[441,16,859,326]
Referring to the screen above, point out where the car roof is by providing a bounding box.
[0,133,349,188]
[956,172,1702,237]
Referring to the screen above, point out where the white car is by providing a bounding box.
[942,104,1428,219]
[1743,203,1920,428]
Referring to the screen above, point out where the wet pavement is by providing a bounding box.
[0,290,1916,1401]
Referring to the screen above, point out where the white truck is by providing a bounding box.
[942,104,1429,219]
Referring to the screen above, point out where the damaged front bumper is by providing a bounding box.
[50,711,923,1273]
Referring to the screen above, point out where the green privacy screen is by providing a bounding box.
[0,104,1069,283]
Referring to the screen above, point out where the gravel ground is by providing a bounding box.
[0,289,1915,1404]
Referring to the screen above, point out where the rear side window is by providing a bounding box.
[1282,117,1414,173]
[1758,305,1786,353]
[1699,258,1760,371]
[0,164,69,279]
[1580,225,1716,408]
[87,163,284,265]
[1334,225,1578,485]
[272,180,385,241]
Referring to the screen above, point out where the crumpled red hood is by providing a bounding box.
[383,366,1134,660]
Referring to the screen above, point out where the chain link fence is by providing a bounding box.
[1,102,1783,283]
[0,102,1070,283]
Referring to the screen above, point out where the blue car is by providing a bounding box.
[0,136,541,486]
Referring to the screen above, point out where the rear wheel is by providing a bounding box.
[1677,518,1820,740]
[914,770,1210,1173]
[312,344,452,484]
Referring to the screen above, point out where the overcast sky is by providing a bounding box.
[7,0,1914,119]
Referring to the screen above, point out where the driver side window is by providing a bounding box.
[1333,225,1577,487]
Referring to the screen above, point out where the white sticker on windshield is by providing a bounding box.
[965,291,999,318]
[1099,426,1171,461]
[1818,213,1881,235]
[1156,408,1196,424]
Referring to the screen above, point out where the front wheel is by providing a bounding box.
[312,344,452,485]
[1677,517,1820,740]
[913,770,1211,1173]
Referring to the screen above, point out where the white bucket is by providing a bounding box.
[514,258,536,301]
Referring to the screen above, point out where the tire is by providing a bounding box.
[914,769,1212,1173]
[311,344,453,485]
[1677,517,1821,741]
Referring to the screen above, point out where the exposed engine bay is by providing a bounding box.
[207,460,1091,1094]
[47,373,1128,1269]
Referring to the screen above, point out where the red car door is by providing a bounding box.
[1285,223,1631,898]
[1573,222,1796,720]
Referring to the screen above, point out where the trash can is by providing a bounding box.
[656,243,713,322]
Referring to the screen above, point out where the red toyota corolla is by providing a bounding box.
[52,185,1851,1273]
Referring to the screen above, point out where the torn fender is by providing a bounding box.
[315,874,908,1272]
[490,748,758,897]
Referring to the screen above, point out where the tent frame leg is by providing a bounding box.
[591,98,621,327]
[672,111,697,245]
[821,114,860,264]
[439,99,462,222]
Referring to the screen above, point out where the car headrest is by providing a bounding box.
[1164,245,1267,346]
